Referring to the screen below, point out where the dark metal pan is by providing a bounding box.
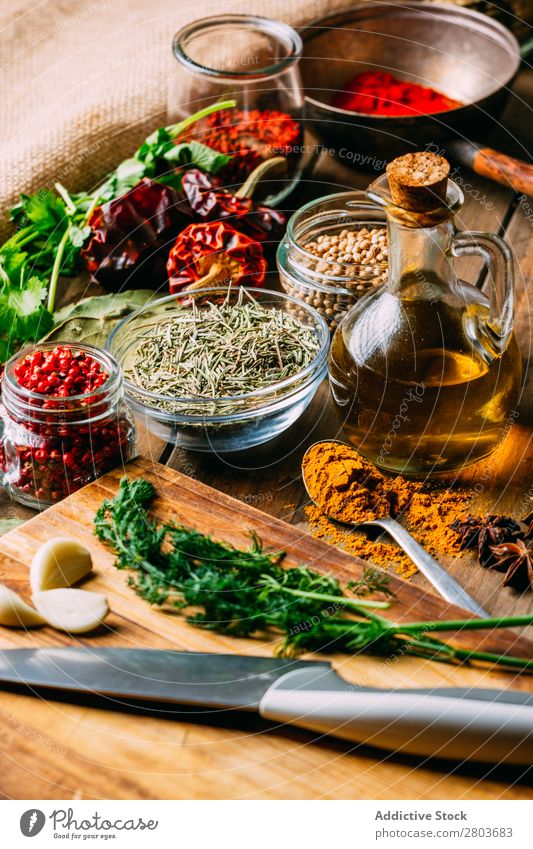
[300,2,533,194]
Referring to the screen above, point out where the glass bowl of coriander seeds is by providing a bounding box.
[277,191,388,331]
[106,287,329,452]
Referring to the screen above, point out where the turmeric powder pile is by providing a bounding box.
[302,441,470,579]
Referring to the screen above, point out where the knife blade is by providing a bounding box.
[0,647,532,765]
[0,647,327,711]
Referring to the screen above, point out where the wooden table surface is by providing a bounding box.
[2,71,533,800]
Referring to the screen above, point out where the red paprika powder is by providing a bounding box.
[332,71,462,116]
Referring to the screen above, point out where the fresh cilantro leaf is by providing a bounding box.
[68,223,91,249]
[0,276,53,360]
[138,127,173,156]
[0,242,28,287]
[163,141,229,174]
[7,275,47,317]
[17,191,67,236]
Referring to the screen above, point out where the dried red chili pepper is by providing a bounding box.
[181,169,285,242]
[82,178,192,290]
[167,221,267,293]
[182,108,301,183]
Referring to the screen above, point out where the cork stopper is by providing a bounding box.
[386,152,450,212]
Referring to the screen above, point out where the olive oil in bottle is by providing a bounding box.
[328,153,521,476]
[329,288,521,474]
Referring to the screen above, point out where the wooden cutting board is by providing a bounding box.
[0,457,532,801]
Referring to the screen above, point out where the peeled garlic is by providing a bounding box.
[30,537,93,594]
[0,584,45,627]
[33,588,109,634]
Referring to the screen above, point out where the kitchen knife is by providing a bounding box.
[0,647,532,765]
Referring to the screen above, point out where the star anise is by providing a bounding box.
[522,510,533,540]
[490,539,533,590]
[450,514,522,567]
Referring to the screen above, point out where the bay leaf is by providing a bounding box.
[43,290,155,348]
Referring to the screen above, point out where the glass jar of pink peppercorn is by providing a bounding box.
[0,343,136,509]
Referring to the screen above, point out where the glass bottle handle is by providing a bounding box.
[451,232,514,355]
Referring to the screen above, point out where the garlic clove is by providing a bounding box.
[33,588,109,634]
[30,537,93,594]
[0,584,46,627]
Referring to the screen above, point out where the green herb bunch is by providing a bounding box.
[0,101,235,362]
[95,477,533,671]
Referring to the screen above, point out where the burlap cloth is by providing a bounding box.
[0,0,363,240]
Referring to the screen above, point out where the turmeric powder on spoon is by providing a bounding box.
[303,441,470,578]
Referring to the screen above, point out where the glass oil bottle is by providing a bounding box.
[329,152,521,475]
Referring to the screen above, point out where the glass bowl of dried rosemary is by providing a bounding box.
[106,287,329,452]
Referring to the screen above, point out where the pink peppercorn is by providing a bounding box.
[1,344,135,508]
[14,347,108,396]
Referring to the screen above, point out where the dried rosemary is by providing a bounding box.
[125,289,320,414]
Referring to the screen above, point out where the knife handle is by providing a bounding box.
[449,139,533,197]
[259,669,533,765]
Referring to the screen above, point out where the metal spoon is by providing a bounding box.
[302,440,488,617]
